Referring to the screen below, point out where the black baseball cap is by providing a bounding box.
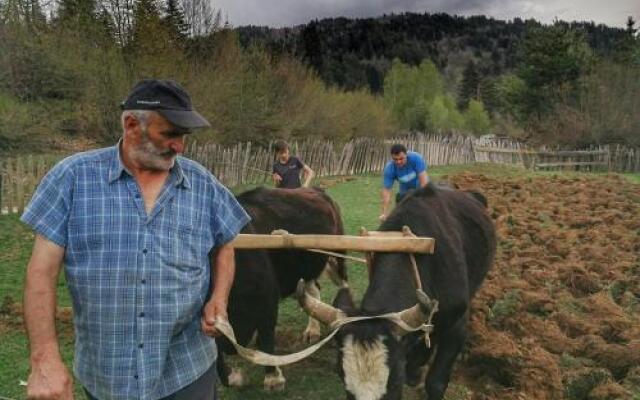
[121,79,211,130]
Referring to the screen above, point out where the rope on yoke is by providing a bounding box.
[214,313,434,367]
[306,248,367,264]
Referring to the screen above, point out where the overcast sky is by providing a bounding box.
[214,0,639,29]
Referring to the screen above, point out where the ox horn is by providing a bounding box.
[395,289,439,336]
[296,279,346,327]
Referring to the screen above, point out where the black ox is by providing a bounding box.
[216,186,347,390]
[298,183,497,400]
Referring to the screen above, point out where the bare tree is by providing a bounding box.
[100,0,134,45]
[181,0,218,37]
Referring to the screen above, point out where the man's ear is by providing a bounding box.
[123,114,141,137]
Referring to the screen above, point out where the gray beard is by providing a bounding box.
[129,131,176,171]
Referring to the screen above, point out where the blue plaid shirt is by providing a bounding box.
[21,144,250,400]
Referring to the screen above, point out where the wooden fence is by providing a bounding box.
[183,133,476,187]
[0,155,62,215]
[473,137,640,172]
[1,134,639,214]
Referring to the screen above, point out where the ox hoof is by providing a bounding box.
[263,368,286,391]
[228,368,244,387]
[302,321,322,344]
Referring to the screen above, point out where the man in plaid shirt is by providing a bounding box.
[21,80,250,400]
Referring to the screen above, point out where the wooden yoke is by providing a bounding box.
[232,232,435,254]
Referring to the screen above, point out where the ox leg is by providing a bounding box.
[257,300,286,391]
[263,366,286,392]
[302,280,323,343]
[227,367,245,387]
[215,349,231,386]
[423,318,467,400]
[215,338,244,387]
[216,350,245,387]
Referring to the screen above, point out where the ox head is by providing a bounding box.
[296,280,437,400]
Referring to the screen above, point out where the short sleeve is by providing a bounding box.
[209,182,251,247]
[382,163,395,189]
[412,153,426,174]
[272,162,278,174]
[20,161,74,247]
[294,157,304,169]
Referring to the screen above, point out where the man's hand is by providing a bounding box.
[380,188,392,223]
[201,299,228,337]
[272,173,282,185]
[302,165,315,188]
[27,355,74,400]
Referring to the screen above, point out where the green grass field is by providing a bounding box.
[1,164,638,399]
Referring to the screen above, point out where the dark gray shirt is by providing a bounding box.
[272,156,304,188]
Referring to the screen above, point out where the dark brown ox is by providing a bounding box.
[299,183,496,400]
[215,187,347,390]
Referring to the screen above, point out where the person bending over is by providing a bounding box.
[379,143,429,221]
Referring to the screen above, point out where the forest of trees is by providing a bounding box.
[0,0,638,155]
[0,0,394,154]
[239,13,640,146]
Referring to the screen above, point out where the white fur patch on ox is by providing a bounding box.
[228,368,244,387]
[341,334,389,400]
[263,366,286,391]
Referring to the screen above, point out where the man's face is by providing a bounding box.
[128,114,189,171]
[392,152,407,167]
[278,148,290,163]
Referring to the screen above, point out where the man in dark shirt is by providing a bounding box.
[272,140,315,188]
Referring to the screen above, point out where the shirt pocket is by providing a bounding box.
[160,223,211,275]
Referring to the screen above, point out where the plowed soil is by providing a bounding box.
[449,172,640,400]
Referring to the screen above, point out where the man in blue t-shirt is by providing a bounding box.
[380,143,429,221]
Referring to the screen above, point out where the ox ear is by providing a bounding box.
[296,279,346,326]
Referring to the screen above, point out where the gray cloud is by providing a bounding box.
[215,0,639,28]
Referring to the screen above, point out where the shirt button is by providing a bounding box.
[139,312,145,317]
[141,279,146,284]
[138,343,144,349]
[142,249,148,254]
[134,374,138,379]
[135,194,140,198]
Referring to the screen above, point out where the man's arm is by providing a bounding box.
[418,171,429,187]
[379,188,392,221]
[272,173,282,187]
[301,165,315,188]
[272,164,283,187]
[201,243,235,337]
[24,235,74,400]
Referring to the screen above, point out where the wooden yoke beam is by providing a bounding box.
[231,232,435,254]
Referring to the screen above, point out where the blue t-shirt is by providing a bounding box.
[383,151,427,194]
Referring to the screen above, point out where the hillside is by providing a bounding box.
[236,13,629,92]
[1,5,638,155]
